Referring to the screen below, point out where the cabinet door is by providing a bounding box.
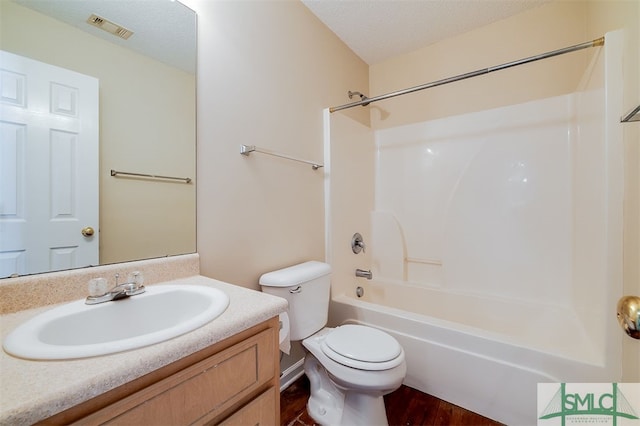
[217,388,276,426]
[78,327,276,425]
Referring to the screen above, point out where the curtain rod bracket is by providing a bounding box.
[348,90,370,106]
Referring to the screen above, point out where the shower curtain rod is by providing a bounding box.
[329,37,604,113]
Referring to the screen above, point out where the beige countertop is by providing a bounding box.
[0,275,288,425]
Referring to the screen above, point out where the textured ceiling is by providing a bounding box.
[17,0,550,72]
[302,0,550,65]
[14,0,196,74]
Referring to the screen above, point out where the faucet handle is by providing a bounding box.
[127,271,144,287]
[124,271,145,296]
[88,278,108,297]
[351,233,366,254]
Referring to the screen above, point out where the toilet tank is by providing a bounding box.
[259,261,331,341]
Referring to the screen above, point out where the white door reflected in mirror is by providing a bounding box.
[0,51,99,277]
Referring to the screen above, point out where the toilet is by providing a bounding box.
[260,261,406,426]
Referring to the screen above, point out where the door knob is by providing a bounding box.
[617,295,640,339]
[81,226,95,237]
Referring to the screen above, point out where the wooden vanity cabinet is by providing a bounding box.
[39,317,280,426]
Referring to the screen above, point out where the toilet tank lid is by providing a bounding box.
[259,261,331,287]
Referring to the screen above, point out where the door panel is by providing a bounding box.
[0,50,99,277]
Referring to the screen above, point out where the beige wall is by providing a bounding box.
[184,0,369,289]
[0,1,196,266]
[369,1,590,129]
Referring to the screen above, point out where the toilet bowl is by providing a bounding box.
[259,261,407,426]
[303,326,406,425]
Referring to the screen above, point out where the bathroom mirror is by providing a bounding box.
[0,0,196,278]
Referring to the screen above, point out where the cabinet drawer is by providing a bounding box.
[77,327,276,425]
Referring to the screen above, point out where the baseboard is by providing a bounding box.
[279,358,305,392]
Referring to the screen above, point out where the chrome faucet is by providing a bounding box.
[355,269,373,280]
[85,272,145,305]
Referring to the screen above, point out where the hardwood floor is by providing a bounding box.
[280,375,503,426]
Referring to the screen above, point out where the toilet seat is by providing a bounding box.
[320,325,403,371]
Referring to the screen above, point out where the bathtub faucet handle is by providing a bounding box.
[351,233,366,254]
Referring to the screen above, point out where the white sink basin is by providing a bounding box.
[3,285,229,360]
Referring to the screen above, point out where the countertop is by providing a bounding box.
[0,275,288,425]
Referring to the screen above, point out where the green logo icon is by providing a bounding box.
[539,383,639,426]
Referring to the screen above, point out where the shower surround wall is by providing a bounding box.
[326,31,623,425]
[370,90,618,364]
[373,91,606,348]
[373,96,572,303]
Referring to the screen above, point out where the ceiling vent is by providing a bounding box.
[86,14,133,40]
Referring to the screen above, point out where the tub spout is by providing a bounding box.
[355,269,373,280]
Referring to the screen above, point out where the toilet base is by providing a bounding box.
[304,355,390,426]
[340,392,388,426]
[305,355,344,425]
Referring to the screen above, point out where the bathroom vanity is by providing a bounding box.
[44,317,279,425]
[0,262,287,425]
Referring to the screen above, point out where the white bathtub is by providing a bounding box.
[329,280,617,425]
